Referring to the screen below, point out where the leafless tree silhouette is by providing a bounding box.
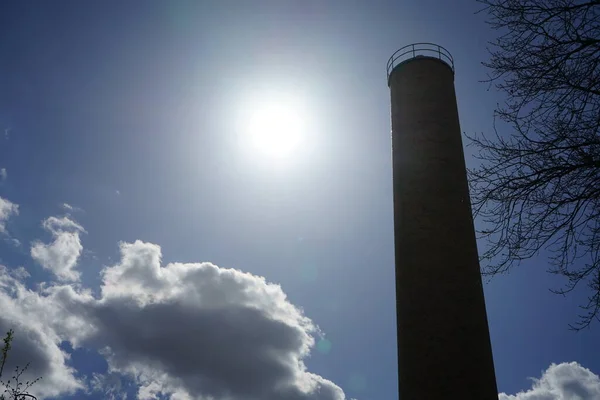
[0,330,42,400]
[468,0,600,330]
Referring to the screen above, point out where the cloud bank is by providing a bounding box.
[499,362,600,400]
[1,217,347,400]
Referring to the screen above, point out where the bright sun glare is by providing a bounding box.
[245,102,305,159]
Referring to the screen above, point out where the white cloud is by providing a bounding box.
[0,168,7,181]
[0,196,18,234]
[0,266,87,399]
[31,216,85,281]
[499,362,600,400]
[42,216,85,233]
[9,266,30,280]
[61,203,83,213]
[4,237,21,247]
[90,372,128,400]
[69,240,346,400]
[0,240,350,400]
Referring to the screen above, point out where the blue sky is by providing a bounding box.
[0,1,598,399]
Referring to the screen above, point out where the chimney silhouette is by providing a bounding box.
[387,43,499,399]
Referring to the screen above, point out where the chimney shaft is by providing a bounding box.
[388,43,499,399]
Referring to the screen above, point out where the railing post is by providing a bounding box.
[412,44,415,58]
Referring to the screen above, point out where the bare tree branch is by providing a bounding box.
[0,331,41,400]
[469,0,600,330]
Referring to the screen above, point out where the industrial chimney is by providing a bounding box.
[387,43,499,399]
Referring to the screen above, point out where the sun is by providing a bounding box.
[245,102,305,159]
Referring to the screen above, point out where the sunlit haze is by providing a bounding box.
[247,103,304,158]
[238,94,310,163]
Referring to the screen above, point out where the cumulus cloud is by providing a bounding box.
[30,216,85,281]
[0,196,18,234]
[0,266,87,399]
[67,240,345,400]
[0,168,7,181]
[499,362,600,400]
[1,239,348,400]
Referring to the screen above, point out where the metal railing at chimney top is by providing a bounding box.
[386,43,454,85]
